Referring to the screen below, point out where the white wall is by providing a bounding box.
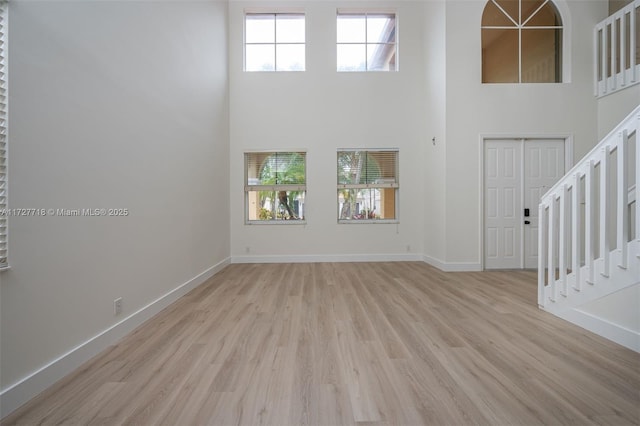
[578,284,640,333]
[597,84,640,140]
[229,1,429,261]
[0,0,229,403]
[444,0,606,267]
[227,0,608,269]
[422,1,448,267]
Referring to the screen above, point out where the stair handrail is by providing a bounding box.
[541,104,640,203]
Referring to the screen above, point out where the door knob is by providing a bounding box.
[524,220,531,225]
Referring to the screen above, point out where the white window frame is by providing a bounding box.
[481,0,565,84]
[245,151,307,225]
[0,2,7,270]
[337,149,399,224]
[336,10,398,72]
[244,12,306,72]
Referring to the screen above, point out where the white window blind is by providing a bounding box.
[337,150,398,187]
[337,150,399,222]
[245,152,306,222]
[0,2,7,269]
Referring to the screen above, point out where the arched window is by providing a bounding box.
[482,0,563,83]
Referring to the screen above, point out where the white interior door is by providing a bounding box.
[484,138,565,269]
[485,140,522,269]
[523,140,565,268]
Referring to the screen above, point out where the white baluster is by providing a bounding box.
[620,15,626,87]
[603,23,609,94]
[594,25,600,96]
[585,160,595,284]
[611,19,617,92]
[617,130,628,269]
[636,113,640,246]
[572,172,581,290]
[631,2,637,83]
[608,19,616,91]
[600,146,610,277]
[549,196,556,302]
[559,185,568,296]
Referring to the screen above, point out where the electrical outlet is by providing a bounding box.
[406,245,411,252]
[245,246,251,253]
[114,297,123,316]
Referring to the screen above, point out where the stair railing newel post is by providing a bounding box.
[538,202,547,307]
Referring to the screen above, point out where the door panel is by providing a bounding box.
[524,140,565,268]
[485,140,522,269]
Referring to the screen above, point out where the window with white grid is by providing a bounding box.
[245,13,305,72]
[481,0,563,83]
[337,11,397,72]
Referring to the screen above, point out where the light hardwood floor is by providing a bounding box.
[3,262,639,425]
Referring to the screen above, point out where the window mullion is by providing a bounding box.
[482,0,563,83]
[365,13,368,70]
[491,0,519,26]
[519,26,522,83]
[273,14,277,71]
[521,0,550,27]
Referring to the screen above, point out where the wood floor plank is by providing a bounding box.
[334,319,382,423]
[3,262,639,426]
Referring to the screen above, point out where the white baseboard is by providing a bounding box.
[231,253,424,263]
[423,255,482,272]
[0,257,231,420]
[554,308,640,352]
[231,253,482,271]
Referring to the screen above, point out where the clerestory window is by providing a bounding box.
[337,12,397,72]
[481,0,563,83]
[244,13,305,72]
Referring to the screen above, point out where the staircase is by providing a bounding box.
[538,105,640,314]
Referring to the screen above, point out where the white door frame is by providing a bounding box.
[479,134,574,270]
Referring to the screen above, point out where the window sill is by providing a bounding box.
[338,220,399,224]
[245,220,307,225]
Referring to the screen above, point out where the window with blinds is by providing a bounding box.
[245,152,306,223]
[0,3,7,269]
[337,149,398,222]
